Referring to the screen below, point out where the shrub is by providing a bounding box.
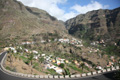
[59,63,64,68]
[47,69,58,75]
[68,64,83,73]
[63,68,70,75]
[6,66,11,70]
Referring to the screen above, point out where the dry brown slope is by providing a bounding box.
[0,0,67,40]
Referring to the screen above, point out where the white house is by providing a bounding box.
[58,39,64,43]
[58,38,69,43]
[60,59,65,63]
[63,39,69,43]
[96,66,103,70]
[13,50,17,53]
[45,63,63,74]
[32,50,38,54]
[19,46,22,50]
[24,49,29,53]
[4,47,10,51]
[34,56,38,60]
[54,67,63,74]
[41,40,46,43]
[41,54,45,57]
[91,42,96,45]
[22,41,34,45]
[4,47,16,51]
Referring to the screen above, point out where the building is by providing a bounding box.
[58,38,69,43]
[41,54,45,57]
[32,50,38,54]
[96,66,103,70]
[57,60,61,65]
[54,67,63,74]
[41,40,46,43]
[45,64,63,74]
[22,41,34,45]
[4,47,9,51]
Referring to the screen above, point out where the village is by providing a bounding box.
[3,37,120,75]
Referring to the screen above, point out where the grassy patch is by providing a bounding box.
[47,69,58,75]
[84,66,90,71]
[6,66,16,72]
[6,66,11,70]
[20,56,27,61]
[68,64,83,73]
[52,63,58,66]
[20,56,29,64]
[33,62,39,70]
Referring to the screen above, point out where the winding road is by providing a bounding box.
[0,52,118,80]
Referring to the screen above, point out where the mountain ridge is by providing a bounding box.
[0,0,67,41]
[65,7,120,43]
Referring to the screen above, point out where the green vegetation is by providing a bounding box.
[104,45,120,56]
[20,56,29,64]
[53,63,58,66]
[39,57,44,63]
[6,66,11,70]
[84,66,90,71]
[47,69,58,75]
[6,66,16,72]
[63,68,70,75]
[33,62,39,70]
[80,63,85,70]
[83,40,91,47]
[59,63,65,68]
[68,64,83,73]
[28,52,34,74]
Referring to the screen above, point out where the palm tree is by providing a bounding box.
[39,57,44,63]
[80,63,85,70]
[28,52,34,74]
[8,48,13,67]
[16,47,22,60]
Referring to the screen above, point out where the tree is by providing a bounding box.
[117,40,120,46]
[39,57,44,63]
[80,63,85,70]
[28,52,34,74]
[8,48,13,67]
[63,68,70,75]
[59,63,64,68]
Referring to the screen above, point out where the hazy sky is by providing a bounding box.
[17,0,120,21]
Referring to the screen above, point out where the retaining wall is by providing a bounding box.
[1,52,120,79]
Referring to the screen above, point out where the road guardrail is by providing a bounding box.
[0,52,120,79]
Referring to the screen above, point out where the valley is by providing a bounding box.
[0,0,120,79]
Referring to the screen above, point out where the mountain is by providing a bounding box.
[65,7,120,43]
[0,0,67,41]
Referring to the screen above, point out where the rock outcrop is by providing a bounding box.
[65,7,120,42]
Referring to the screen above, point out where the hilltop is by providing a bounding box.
[65,7,120,43]
[0,0,67,43]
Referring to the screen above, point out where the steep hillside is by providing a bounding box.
[65,7,120,43]
[0,0,67,41]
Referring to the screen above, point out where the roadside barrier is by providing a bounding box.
[82,73,86,77]
[0,52,120,79]
[87,72,92,76]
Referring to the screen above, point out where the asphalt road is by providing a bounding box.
[0,52,119,80]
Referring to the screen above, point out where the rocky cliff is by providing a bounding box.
[65,7,120,42]
[0,0,67,40]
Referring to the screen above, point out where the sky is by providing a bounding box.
[17,0,120,21]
